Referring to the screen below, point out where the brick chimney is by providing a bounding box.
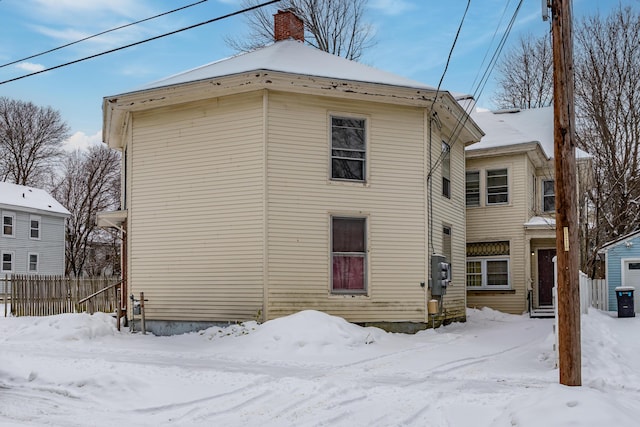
[274,9,304,42]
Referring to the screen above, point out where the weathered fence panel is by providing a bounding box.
[6,275,120,317]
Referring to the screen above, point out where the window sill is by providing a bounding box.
[467,289,516,295]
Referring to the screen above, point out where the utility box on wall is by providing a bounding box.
[429,254,450,297]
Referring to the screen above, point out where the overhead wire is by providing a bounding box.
[0,0,281,86]
[427,0,471,255]
[0,0,210,70]
[428,0,524,178]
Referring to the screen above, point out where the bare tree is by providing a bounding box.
[493,33,553,109]
[51,145,121,277]
[227,0,374,61]
[575,6,640,275]
[0,97,69,187]
[492,7,640,276]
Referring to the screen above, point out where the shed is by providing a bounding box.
[598,230,640,312]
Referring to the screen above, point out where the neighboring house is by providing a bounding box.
[464,107,591,315]
[598,230,640,313]
[100,11,483,334]
[0,181,70,278]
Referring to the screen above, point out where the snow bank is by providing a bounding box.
[1,312,118,342]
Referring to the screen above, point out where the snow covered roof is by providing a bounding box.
[524,216,556,229]
[133,40,437,93]
[598,229,640,253]
[0,181,70,216]
[468,107,590,159]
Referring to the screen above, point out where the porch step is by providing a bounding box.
[530,307,555,318]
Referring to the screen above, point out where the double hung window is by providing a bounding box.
[487,169,508,204]
[2,212,15,237]
[331,217,367,293]
[543,180,555,212]
[465,171,480,206]
[331,117,366,182]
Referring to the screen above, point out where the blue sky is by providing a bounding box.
[0,0,637,149]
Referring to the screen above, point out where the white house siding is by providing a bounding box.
[265,92,461,323]
[431,121,468,319]
[466,153,529,314]
[127,92,265,322]
[0,210,65,275]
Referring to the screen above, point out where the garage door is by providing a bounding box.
[623,260,640,313]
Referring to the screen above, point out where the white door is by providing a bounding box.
[622,260,640,313]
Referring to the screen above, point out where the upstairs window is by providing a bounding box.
[487,169,508,205]
[2,212,15,237]
[30,215,41,240]
[543,180,555,212]
[465,171,480,206]
[442,142,451,198]
[331,217,367,293]
[331,117,366,182]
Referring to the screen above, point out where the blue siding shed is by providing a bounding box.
[599,230,640,312]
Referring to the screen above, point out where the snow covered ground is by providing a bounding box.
[1,307,639,426]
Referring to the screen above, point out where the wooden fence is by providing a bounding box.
[3,275,120,317]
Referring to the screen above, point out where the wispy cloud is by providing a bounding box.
[369,0,416,16]
[63,130,102,152]
[16,62,46,72]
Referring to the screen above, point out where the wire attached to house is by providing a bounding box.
[0,0,281,86]
[0,0,210,70]
[427,0,471,256]
[427,0,524,178]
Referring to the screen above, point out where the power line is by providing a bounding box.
[428,0,524,177]
[0,0,281,86]
[0,0,210,70]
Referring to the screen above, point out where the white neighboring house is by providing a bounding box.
[0,182,70,279]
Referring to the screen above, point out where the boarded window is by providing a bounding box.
[332,217,366,293]
[331,117,366,181]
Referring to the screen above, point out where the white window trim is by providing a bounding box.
[542,179,555,213]
[330,215,369,295]
[30,215,41,240]
[465,170,480,207]
[28,252,39,273]
[2,211,16,238]
[442,141,451,199]
[1,250,14,273]
[328,113,369,184]
[466,257,511,290]
[486,168,509,205]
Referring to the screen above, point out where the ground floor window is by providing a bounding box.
[1,251,14,273]
[331,216,367,293]
[466,241,510,289]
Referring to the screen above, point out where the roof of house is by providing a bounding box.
[129,39,438,94]
[598,229,640,253]
[0,181,71,216]
[468,107,590,159]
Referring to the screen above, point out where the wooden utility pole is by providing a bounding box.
[551,0,581,386]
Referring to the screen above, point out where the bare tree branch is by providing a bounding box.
[226,0,375,61]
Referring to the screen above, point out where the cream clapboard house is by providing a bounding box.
[101,11,483,334]
[464,107,590,315]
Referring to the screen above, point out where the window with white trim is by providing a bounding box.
[28,253,39,273]
[487,169,508,205]
[331,116,366,182]
[1,251,14,273]
[466,241,511,289]
[2,211,16,237]
[465,171,480,206]
[543,179,555,212]
[442,141,451,198]
[331,216,367,293]
[30,215,41,240]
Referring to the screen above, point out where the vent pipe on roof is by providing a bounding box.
[274,9,304,42]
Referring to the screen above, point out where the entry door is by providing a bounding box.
[538,249,556,306]
[623,260,640,313]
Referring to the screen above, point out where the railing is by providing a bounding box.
[4,274,121,317]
